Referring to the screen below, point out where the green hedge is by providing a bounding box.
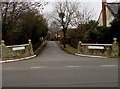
[33,40,44,51]
[59,38,79,49]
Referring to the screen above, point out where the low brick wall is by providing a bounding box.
[77,38,119,57]
[0,39,34,60]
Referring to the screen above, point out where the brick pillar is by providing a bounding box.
[102,0,107,26]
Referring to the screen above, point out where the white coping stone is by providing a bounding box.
[100,65,118,67]
[6,44,29,48]
[66,66,81,68]
[13,46,25,51]
[88,46,104,49]
[82,44,112,46]
[30,66,48,69]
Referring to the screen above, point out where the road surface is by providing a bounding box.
[2,41,118,87]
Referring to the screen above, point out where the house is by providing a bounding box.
[58,30,64,38]
[98,0,120,27]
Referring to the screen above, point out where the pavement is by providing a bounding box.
[2,41,119,87]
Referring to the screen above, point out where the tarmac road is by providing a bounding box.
[2,41,118,87]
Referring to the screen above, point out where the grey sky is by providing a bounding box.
[42,0,120,20]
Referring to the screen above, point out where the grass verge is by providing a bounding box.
[56,41,77,54]
[63,44,77,54]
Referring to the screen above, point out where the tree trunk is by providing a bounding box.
[63,38,66,48]
[63,29,66,48]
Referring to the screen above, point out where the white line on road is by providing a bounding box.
[4,67,13,69]
[3,65,118,71]
[30,66,48,69]
[66,66,81,68]
[100,65,118,67]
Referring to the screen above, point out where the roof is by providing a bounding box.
[107,3,120,16]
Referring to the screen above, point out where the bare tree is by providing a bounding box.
[72,7,94,27]
[49,21,60,32]
[53,1,94,48]
[53,1,80,48]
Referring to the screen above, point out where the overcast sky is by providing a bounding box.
[42,0,120,20]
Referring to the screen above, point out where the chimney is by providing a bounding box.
[102,0,107,26]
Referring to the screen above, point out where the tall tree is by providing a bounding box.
[53,1,80,48]
[53,1,94,48]
[17,11,48,44]
[1,2,48,45]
